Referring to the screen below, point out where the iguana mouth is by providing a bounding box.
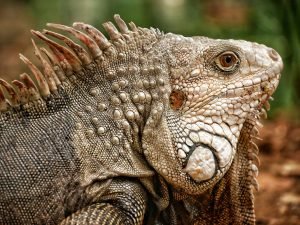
[255,71,281,114]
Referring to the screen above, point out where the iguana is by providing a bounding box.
[0,15,283,225]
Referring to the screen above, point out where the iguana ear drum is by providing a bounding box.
[169,90,186,110]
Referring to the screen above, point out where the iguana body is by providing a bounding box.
[0,15,283,224]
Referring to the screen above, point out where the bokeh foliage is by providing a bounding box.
[6,0,300,118]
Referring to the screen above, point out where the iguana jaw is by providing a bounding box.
[177,70,281,186]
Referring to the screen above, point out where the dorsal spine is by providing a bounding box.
[0,15,162,116]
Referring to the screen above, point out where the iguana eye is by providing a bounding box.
[215,51,240,72]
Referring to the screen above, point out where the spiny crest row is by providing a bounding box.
[0,15,159,113]
[245,115,264,192]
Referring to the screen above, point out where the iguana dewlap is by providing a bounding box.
[0,15,283,224]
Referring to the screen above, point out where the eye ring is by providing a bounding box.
[215,51,240,72]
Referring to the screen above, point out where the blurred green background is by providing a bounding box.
[0,1,299,224]
[0,0,299,118]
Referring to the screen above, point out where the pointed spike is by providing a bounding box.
[40,47,66,81]
[19,73,40,101]
[40,47,57,65]
[252,126,260,136]
[114,14,129,33]
[128,22,138,32]
[73,22,111,51]
[260,108,268,119]
[251,134,263,141]
[46,23,71,31]
[0,79,20,106]
[32,39,59,91]
[48,45,74,76]
[264,101,271,111]
[43,29,92,65]
[46,23,102,59]
[249,140,259,154]
[31,30,82,72]
[251,164,259,177]
[19,54,50,98]
[255,120,263,128]
[0,86,8,112]
[102,21,122,41]
[251,177,259,191]
[248,152,261,166]
[12,80,29,104]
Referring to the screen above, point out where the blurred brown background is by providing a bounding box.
[0,0,299,224]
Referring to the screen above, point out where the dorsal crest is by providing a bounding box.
[0,15,162,114]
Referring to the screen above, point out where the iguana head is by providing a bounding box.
[142,33,283,194]
[0,14,282,197]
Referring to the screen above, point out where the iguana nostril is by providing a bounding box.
[268,48,279,61]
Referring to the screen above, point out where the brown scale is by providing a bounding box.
[169,90,186,110]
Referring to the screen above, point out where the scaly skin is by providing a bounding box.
[0,15,282,224]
